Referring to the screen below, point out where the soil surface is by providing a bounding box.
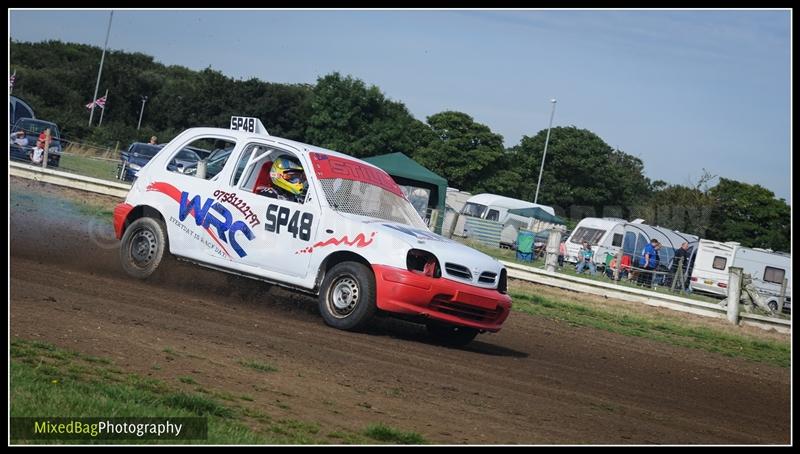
[9,177,791,444]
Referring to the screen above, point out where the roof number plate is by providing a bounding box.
[230,116,256,133]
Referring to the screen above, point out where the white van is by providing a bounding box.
[690,239,791,312]
[458,193,556,247]
[564,217,628,264]
[442,187,472,238]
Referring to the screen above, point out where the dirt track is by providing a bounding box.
[9,178,791,444]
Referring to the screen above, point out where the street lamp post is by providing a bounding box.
[534,98,557,205]
[137,95,148,130]
[89,11,113,127]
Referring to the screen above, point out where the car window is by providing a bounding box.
[175,148,199,161]
[130,144,161,158]
[232,144,269,187]
[171,138,236,180]
[235,145,308,205]
[14,119,58,138]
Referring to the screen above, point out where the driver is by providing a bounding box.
[259,155,307,203]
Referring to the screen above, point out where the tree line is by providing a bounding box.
[9,40,790,251]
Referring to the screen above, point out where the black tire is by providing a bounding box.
[119,217,168,279]
[318,262,377,331]
[426,323,479,347]
[767,300,779,312]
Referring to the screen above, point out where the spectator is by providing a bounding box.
[31,128,51,165]
[149,136,158,145]
[638,238,659,286]
[10,130,28,147]
[558,240,566,268]
[575,241,596,276]
[605,254,631,280]
[670,242,692,290]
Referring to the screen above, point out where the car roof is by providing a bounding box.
[179,127,384,170]
[16,117,57,127]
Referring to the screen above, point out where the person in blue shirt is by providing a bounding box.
[638,239,660,286]
[575,241,596,276]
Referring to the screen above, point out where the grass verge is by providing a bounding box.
[10,338,403,445]
[510,292,790,368]
[58,153,121,183]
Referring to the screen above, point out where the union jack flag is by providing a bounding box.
[85,95,107,110]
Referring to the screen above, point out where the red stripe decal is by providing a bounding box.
[295,232,376,255]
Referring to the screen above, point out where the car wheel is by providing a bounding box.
[120,217,168,279]
[767,300,779,312]
[318,262,377,331]
[426,323,479,347]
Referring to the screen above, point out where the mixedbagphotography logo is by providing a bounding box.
[11,417,208,441]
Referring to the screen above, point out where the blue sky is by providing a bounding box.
[9,9,792,201]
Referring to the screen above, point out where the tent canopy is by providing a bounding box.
[363,152,448,234]
[507,206,566,225]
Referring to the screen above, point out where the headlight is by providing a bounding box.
[128,163,141,171]
[48,146,61,154]
[406,249,440,278]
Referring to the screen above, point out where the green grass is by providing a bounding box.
[238,360,278,373]
[363,423,427,444]
[58,153,121,182]
[510,292,790,368]
[9,338,368,445]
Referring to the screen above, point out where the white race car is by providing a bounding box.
[113,118,511,345]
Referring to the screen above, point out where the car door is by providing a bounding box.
[224,140,321,279]
[155,133,247,266]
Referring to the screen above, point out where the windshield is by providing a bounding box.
[131,144,161,158]
[14,120,59,139]
[319,178,427,229]
[570,227,606,246]
[175,148,200,161]
[461,202,488,218]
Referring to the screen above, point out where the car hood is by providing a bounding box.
[124,155,154,166]
[335,212,506,286]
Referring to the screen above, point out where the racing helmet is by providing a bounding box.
[270,156,306,195]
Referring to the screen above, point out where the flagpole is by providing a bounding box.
[98,89,109,126]
[9,69,16,95]
[89,11,113,127]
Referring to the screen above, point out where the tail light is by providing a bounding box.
[690,277,697,282]
[718,282,727,288]
[406,249,440,278]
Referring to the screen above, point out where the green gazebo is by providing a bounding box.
[363,152,448,234]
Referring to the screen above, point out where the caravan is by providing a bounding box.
[564,217,628,265]
[458,193,558,247]
[565,217,700,274]
[690,240,791,312]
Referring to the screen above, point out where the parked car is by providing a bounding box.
[113,118,511,346]
[166,146,203,173]
[9,95,35,126]
[179,146,234,178]
[9,118,63,167]
[117,142,164,181]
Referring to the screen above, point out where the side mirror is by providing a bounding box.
[176,163,185,173]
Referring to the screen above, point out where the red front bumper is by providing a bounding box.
[113,203,134,240]
[372,264,512,332]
